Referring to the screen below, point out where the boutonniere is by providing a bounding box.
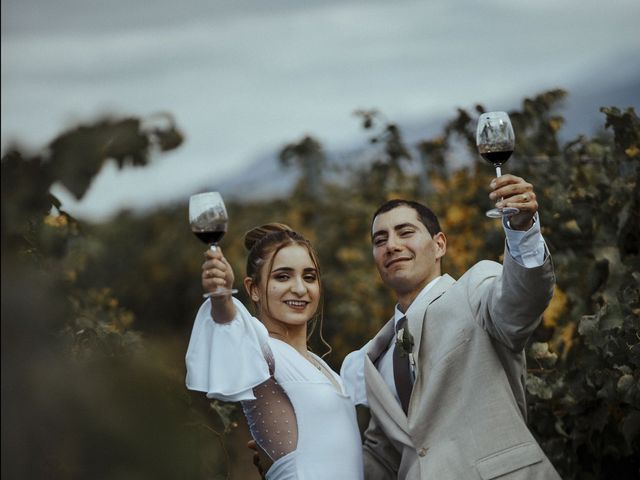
[395,326,415,358]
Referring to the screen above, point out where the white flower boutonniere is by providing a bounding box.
[395,326,415,358]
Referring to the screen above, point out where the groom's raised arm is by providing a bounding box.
[473,176,555,351]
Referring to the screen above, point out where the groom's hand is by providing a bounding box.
[490,174,537,230]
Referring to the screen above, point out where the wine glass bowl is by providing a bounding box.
[476,111,518,218]
[189,192,237,297]
[189,192,228,244]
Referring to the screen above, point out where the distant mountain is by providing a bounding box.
[217,149,298,201]
[217,73,640,202]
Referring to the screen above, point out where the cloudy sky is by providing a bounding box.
[2,0,639,221]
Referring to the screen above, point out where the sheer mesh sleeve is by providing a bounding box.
[241,353,298,462]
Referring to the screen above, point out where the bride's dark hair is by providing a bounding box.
[243,223,331,357]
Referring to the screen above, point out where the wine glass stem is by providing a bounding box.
[495,165,504,206]
[209,243,218,252]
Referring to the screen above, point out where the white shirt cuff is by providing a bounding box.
[503,213,547,268]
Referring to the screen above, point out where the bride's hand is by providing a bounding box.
[248,439,272,479]
[201,247,235,295]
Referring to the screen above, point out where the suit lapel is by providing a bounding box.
[366,317,395,364]
[364,319,409,430]
[406,275,455,380]
[364,275,457,429]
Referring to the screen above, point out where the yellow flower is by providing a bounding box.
[543,287,568,328]
[64,269,77,283]
[445,204,466,226]
[624,145,639,157]
[43,214,68,228]
[337,247,365,263]
[549,118,563,132]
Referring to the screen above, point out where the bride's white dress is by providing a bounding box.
[186,298,364,480]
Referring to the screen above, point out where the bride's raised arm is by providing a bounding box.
[201,247,236,323]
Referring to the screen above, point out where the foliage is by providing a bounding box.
[1,115,241,479]
[2,94,639,479]
[520,105,640,479]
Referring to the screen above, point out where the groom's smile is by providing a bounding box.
[384,255,413,269]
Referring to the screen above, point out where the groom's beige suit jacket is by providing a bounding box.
[362,250,561,479]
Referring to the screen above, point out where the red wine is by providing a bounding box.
[480,150,513,166]
[193,229,226,245]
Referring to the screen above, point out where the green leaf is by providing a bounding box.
[621,410,640,448]
[527,374,553,400]
[579,315,599,336]
[210,400,237,434]
[617,374,634,394]
[529,342,558,368]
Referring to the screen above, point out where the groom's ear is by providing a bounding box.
[434,232,447,260]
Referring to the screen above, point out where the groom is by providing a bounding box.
[341,174,562,479]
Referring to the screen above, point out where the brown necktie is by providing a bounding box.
[393,316,413,414]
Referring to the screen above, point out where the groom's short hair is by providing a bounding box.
[372,199,442,237]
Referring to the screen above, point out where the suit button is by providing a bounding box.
[418,447,428,457]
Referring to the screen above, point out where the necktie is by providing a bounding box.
[393,316,413,414]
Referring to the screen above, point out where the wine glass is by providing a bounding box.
[476,111,519,218]
[189,192,237,297]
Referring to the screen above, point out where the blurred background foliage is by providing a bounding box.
[2,91,638,479]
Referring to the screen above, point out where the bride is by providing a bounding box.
[186,223,364,479]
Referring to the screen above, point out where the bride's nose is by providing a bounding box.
[290,276,307,295]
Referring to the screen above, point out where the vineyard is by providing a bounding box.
[2,90,638,479]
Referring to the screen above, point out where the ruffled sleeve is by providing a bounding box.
[185,297,272,402]
[340,344,370,407]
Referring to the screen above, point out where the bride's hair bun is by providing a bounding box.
[244,223,293,251]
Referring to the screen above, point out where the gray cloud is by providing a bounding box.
[2,0,639,220]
